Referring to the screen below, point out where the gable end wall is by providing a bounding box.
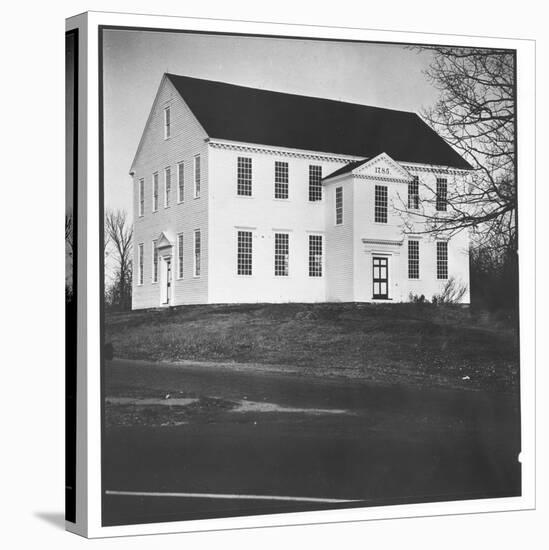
[131,78,209,308]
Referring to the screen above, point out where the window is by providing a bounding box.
[194,155,201,198]
[237,230,253,275]
[164,167,171,207]
[152,173,159,212]
[436,178,448,211]
[138,178,144,217]
[309,235,323,277]
[274,233,289,276]
[436,241,448,279]
[137,243,144,286]
[309,165,322,201]
[408,176,419,209]
[335,187,343,225]
[164,106,171,139]
[152,240,159,283]
[274,161,289,199]
[237,157,252,196]
[194,230,201,277]
[408,240,419,279]
[177,233,184,279]
[375,185,388,223]
[177,162,184,203]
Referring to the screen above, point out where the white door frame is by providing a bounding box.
[159,250,174,306]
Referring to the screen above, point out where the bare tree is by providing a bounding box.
[65,212,74,257]
[404,47,516,253]
[105,208,133,310]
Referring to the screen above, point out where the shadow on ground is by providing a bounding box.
[34,512,66,530]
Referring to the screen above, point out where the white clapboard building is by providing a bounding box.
[130,74,471,309]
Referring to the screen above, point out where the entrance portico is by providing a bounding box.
[156,231,174,306]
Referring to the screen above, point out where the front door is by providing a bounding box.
[165,259,172,305]
[372,256,389,299]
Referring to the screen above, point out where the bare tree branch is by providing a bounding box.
[105,208,133,310]
[402,46,516,253]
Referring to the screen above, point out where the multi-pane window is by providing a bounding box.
[375,185,388,223]
[408,176,419,209]
[164,106,171,139]
[138,178,144,217]
[194,230,201,277]
[194,155,201,198]
[237,157,252,196]
[237,230,253,275]
[137,243,144,286]
[408,240,419,279]
[335,187,343,225]
[152,240,159,283]
[274,233,289,276]
[274,161,289,199]
[177,162,184,203]
[309,235,323,277]
[309,165,322,202]
[164,167,171,207]
[177,233,184,279]
[152,172,159,212]
[436,178,448,211]
[436,241,448,279]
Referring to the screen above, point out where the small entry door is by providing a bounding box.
[372,256,389,299]
[165,259,172,305]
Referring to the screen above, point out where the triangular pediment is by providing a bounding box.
[156,231,175,249]
[353,153,412,181]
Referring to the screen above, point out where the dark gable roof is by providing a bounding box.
[166,73,472,170]
[323,158,371,180]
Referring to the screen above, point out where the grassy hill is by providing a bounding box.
[105,303,519,393]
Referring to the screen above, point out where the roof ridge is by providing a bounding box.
[165,73,418,117]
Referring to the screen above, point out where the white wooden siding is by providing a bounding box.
[131,77,209,308]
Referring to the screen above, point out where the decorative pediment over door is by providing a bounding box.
[156,231,175,253]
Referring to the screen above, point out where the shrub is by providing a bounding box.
[432,277,467,304]
[408,292,428,304]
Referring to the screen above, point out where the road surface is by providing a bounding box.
[102,359,521,526]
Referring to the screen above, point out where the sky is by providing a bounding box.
[103,29,439,217]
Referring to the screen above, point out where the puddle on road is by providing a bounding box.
[106,397,199,407]
[232,400,349,415]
